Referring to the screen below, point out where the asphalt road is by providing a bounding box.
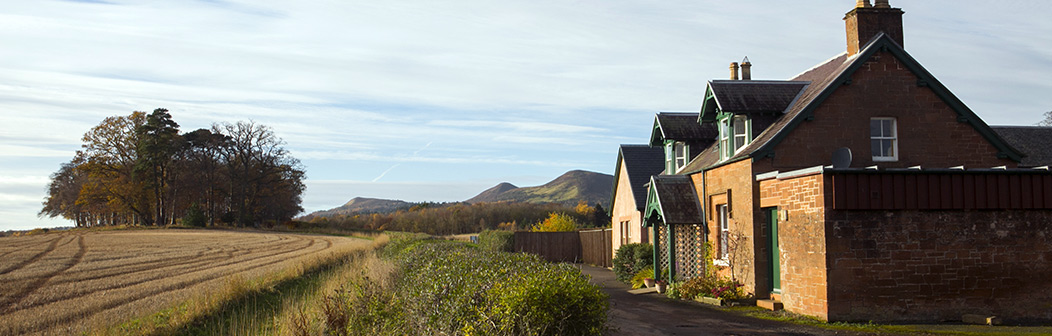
[575,264,874,336]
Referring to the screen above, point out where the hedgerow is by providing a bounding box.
[477,229,514,252]
[331,235,608,335]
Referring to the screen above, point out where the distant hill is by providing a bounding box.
[465,182,519,204]
[467,170,613,207]
[304,170,614,219]
[308,197,416,217]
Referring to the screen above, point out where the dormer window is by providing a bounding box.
[719,115,751,161]
[674,142,687,172]
[665,141,689,173]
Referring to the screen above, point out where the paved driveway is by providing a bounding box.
[575,264,873,336]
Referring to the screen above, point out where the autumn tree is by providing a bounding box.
[77,111,152,224]
[530,212,579,232]
[42,110,305,228]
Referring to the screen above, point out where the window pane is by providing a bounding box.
[870,119,881,137]
[882,139,894,157]
[882,119,894,137]
[871,139,882,156]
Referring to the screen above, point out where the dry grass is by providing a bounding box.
[0,229,371,335]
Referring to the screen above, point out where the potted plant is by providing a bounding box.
[655,280,668,293]
[643,277,656,288]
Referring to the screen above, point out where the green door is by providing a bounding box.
[768,208,781,294]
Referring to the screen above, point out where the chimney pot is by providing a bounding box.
[874,0,890,8]
[856,0,872,8]
[740,57,752,80]
[729,62,739,80]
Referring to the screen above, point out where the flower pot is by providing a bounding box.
[643,278,656,288]
[655,282,667,293]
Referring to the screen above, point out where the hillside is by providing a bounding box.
[464,182,518,204]
[308,197,416,217]
[467,170,613,207]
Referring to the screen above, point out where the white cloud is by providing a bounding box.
[4,0,1052,230]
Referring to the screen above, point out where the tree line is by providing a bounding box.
[297,200,610,235]
[40,109,305,227]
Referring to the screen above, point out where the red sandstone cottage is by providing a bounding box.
[612,0,1052,323]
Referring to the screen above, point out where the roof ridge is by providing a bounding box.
[790,52,849,80]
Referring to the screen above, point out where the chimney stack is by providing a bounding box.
[729,62,739,80]
[844,0,904,55]
[740,57,752,80]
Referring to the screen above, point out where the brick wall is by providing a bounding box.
[611,160,647,259]
[692,159,761,292]
[768,50,1016,171]
[826,209,1052,323]
[759,172,831,320]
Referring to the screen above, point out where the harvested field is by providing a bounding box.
[0,229,370,335]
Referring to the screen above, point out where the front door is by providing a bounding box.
[767,207,781,294]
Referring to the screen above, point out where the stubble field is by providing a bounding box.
[0,229,369,335]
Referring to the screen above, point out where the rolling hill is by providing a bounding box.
[466,170,613,207]
[305,170,614,218]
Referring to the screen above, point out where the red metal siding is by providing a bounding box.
[831,172,1052,210]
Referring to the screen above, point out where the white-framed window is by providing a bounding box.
[870,118,898,161]
[674,142,688,171]
[719,118,731,160]
[717,204,729,260]
[665,142,674,173]
[733,116,748,153]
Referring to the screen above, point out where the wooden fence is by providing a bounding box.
[579,228,612,268]
[513,229,612,268]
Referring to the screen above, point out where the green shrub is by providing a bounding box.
[477,229,514,252]
[664,281,682,299]
[629,267,654,289]
[182,203,207,227]
[612,243,652,284]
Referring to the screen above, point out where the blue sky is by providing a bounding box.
[3,0,1052,231]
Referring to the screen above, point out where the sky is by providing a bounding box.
[3,0,1052,231]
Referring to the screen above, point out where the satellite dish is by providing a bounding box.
[831,147,852,169]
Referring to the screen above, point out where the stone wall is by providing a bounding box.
[826,209,1052,322]
[759,172,831,320]
[692,159,761,293]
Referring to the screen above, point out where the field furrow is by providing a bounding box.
[9,236,318,311]
[0,229,368,336]
[0,235,64,276]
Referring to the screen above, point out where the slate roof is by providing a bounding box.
[645,175,703,225]
[992,126,1052,167]
[650,112,719,146]
[613,144,666,211]
[708,80,810,114]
